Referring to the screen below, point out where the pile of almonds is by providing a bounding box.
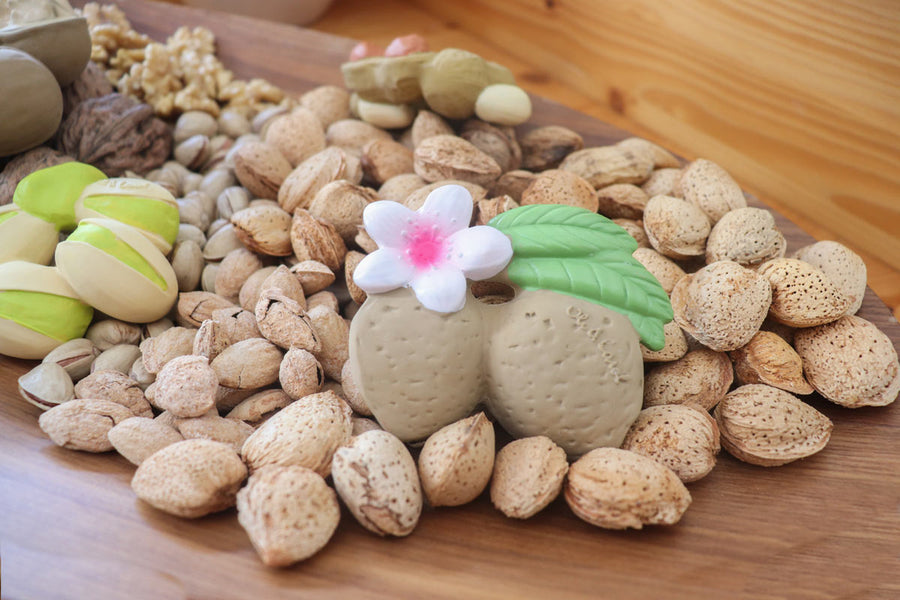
[15,26,900,568]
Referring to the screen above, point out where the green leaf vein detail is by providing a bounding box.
[489,205,672,350]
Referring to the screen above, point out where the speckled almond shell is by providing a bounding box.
[349,287,644,456]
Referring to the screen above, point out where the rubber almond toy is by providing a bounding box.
[348,185,673,455]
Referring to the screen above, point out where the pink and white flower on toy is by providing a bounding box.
[353,184,513,313]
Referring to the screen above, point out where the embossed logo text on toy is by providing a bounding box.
[566,305,630,383]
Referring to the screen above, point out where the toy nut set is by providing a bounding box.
[1,0,898,571]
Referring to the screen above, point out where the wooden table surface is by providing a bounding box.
[1,2,899,599]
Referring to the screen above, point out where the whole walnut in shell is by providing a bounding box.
[58,93,172,176]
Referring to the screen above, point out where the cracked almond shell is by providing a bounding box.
[331,430,423,536]
[211,338,283,390]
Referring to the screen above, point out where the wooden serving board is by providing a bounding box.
[2,2,898,598]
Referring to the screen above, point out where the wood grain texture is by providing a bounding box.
[312,0,900,321]
[1,2,899,598]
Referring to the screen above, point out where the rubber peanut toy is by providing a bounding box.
[348,185,673,456]
[342,41,532,128]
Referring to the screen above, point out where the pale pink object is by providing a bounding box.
[353,185,513,313]
[384,34,429,57]
[349,41,385,62]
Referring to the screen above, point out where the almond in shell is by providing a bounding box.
[241,390,352,476]
[490,436,568,519]
[236,465,340,567]
[757,258,851,327]
[39,399,134,452]
[413,134,502,186]
[565,447,691,529]
[132,439,247,518]
[644,348,733,410]
[331,430,423,536]
[230,204,293,257]
[559,144,654,188]
[621,405,720,482]
[715,384,833,466]
[107,416,184,465]
[729,331,813,395]
[794,315,900,408]
[418,412,495,507]
[676,158,746,223]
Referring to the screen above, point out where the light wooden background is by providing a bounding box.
[165,0,900,319]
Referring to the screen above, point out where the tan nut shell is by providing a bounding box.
[154,355,218,418]
[730,331,814,394]
[671,261,772,352]
[715,384,833,466]
[565,447,691,529]
[490,436,568,519]
[231,204,293,257]
[215,248,264,302]
[631,248,687,294]
[308,305,350,382]
[677,158,747,223]
[792,241,867,315]
[132,439,247,518]
[39,399,134,452]
[641,167,683,198]
[418,412,495,507]
[55,218,178,323]
[226,389,293,426]
[236,465,340,567]
[232,141,292,201]
[211,338,283,390]
[794,315,900,407]
[520,169,598,212]
[621,405,720,482]
[308,180,378,244]
[705,207,786,266]
[175,412,255,454]
[264,107,326,167]
[643,195,711,259]
[332,430,423,536]
[644,348,734,410]
[241,390,352,476]
[290,209,347,272]
[559,145,654,188]
[74,369,153,417]
[278,146,354,214]
[757,258,851,327]
[279,347,324,400]
[413,134,502,186]
[139,326,196,374]
[640,320,689,363]
[108,417,184,465]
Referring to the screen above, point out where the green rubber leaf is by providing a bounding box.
[489,204,673,350]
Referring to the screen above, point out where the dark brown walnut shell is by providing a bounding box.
[0,146,74,205]
[62,61,114,119]
[58,93,172,176]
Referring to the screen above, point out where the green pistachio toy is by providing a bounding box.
[0,204,59,265]
[12,161,107,232]
[55,218,178,323]
[0,261,93,359]
[74,178,179,254]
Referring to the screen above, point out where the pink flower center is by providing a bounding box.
[405,224,446,270]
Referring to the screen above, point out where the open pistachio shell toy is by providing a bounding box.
[0,261,93,359]
[348,185,672,455]
[0,0,91,156]
[75,178,180,254]
[0,204,59,265]
[55,218,178,323]
[13,161,107,232]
